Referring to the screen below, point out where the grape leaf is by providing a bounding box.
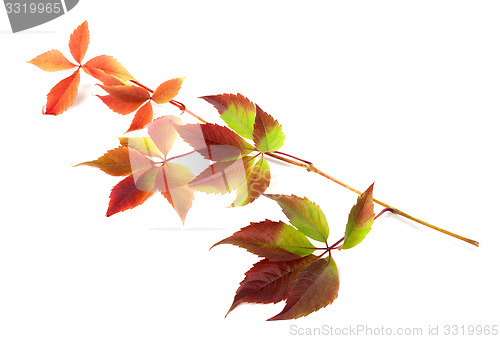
[226,255,317,317]
[155,162,194,223]
[78,115,194,221]
[97,94,145,115]
[268,256,339,321]
[118,137,163,159]
[212,220,315,261]
[152,78,184,104]
[83,55,135,84]
[265,195,329,243]
[28,50,76,72]
[43,69,80,115]
[97,84,150,104]
[75,146,153,176]
[175,123,254,161]
[253,104,285,153]
[68,20,89,64]
[342,183,375,249]
[231,156,270,207]
[201,94,256,140]
[148,116,183,156]
[189,156,253,194]
[126,101,154,133]
[106,166,158,217]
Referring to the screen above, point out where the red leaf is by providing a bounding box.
[68,21,89,64]
[175,123,254,161]
[151,77,184,104]
[268,256,339,320]
[126,101,154,133]
[28,49,76,72]
[106,167,158,217]
[43,69,80,115]
[226,256,317,317]
[212,220,315,261]
[97,95,145,115]
[83,55,135,84]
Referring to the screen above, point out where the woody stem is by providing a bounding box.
[265,152,479,247]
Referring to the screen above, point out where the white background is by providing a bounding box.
[1,1,499,338]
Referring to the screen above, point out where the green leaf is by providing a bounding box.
[253,105,285,153]
[265,195,329,243]
[231,156,271,207]
[201,94,256,140]
[342,183,375,249]
[212,220,315,261]
[118,137,163,159]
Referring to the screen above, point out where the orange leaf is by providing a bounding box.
[97,95,145,115]
[28,49,76,72]
[68,21,89,64]
[83,55,135,84]
[97,84,150,103]
[126,101,154,133]
[75,146,154,177]
[82,66,127,86]
[44,69,80,115]
[151,77,184,104]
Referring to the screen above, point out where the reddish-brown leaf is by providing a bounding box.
[212,220,315,261]
[155,163,194,223]
[43,69,80,115]
[97,95,145,115]
[83,55,135,84]
[226,256,317,317]
[75,146,154,176]
[175,123,254,161]
[68,21,89,64]
[28,50,76,72]
[151,78,184,104]
[98,84,150,103]
[268,256,339,321]
[252,104,285,153]
[106,167,158,217]
[126,101,154,133]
